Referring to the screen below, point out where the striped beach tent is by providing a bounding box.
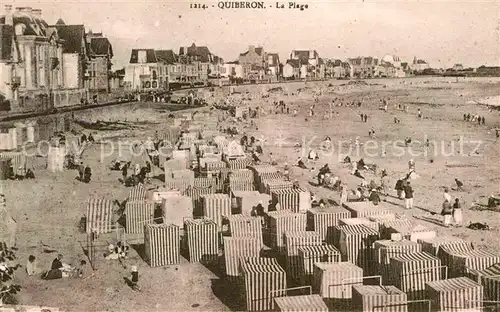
[86,198,115,234]
[338,224,379,273]
[438,245,500,278]
[144,223,180,267]
[352,285,408,312]
[284,231,323,280]
[125,200,155,234]
[339,217,379,232]
[417,236,473,256]
[128,183,148,201]
[274,294,328,312]
[373,239,422,285]
[267,211,307,250]
[312,261,363,299]
[390,251,444,300]
[271,188,311,213]
[307,206,351,241]
[184,218,219,263]
[201,193,231,229]
[298,244,341,286]
[239,257,287,311]
[468,263,500,302]
[224,214,264,242]
[425,277,483,312]
[342,201,393,219]
[223,236,262,280]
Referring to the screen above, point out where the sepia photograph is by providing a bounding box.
[0,0,499,311]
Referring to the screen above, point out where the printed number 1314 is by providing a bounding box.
[191,3,207,9]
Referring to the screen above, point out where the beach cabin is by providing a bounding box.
[0,123,17,150]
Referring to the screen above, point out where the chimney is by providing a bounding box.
[248,45,255,53]
[4,5,13,26]
[32,9,42,18]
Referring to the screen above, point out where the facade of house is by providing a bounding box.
[348,57,379,78]
[0,6,88,113]
[325,59,350,78]
[452,64,464,71]
[411,57,429,73]
[222,62,244,79]
[109,68,124,90]
[52,19,89,89]
[178,43,222,83]
[288,50,325,79]
[86,31,113,92]
[125,49,164,91]
[238,45,267,80]
[282,59,300,79]
[267,53,280,79]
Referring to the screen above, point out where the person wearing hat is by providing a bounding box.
[129,265,140,291]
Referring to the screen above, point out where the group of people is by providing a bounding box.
[39,254,88,280]
[463,113,486,125]
[441,188,463,227]
[120,161,152,187]
[77,162,92,183]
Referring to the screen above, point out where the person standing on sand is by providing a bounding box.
[452,198,463,227]
[443,188,452,202]
[441,199,453,227]
[404,181,414,209]
[481,116,485,125]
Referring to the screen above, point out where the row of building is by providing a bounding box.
[125,44,432,91]
[0,5,116,113]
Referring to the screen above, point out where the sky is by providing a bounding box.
[11,0,500,69]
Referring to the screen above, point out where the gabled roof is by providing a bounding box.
[286,59,300,68]
[0,25,13,60]
[292,50,318,63]
[89,37,113,57]
[129,49,157,63]
[180,43,213,63]
[55,18,65,25]
[267,53,279,65]
[416,59,427,64]
[52,24,86,54]
[155,50,177,64]
[0,13,48,36]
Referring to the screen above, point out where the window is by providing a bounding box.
[152,81,157,88]
[152,70,157,80]
[138,51,147,63]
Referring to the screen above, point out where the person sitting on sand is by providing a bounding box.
[368,189,380,205]
[297,157,307,169]
[488,195,497,209]
[353,169,365,179]
[25,169,35,179]
[308,149,319,160]
[357,158,366,170]
[455,178,464,191]
[343,156,351,164]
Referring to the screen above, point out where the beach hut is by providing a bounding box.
[0,123,17,150]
